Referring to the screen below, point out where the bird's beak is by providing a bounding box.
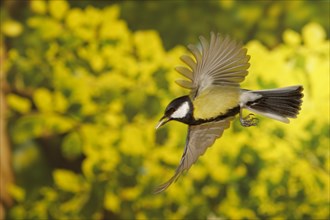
[155,116,170,130]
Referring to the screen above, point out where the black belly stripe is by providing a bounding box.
[190,106,240,125]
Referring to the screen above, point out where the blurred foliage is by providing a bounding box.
[126,1,330,49]
[69,0,329,49]
[1,0,329,219]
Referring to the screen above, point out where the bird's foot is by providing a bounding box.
[240,113,259,127]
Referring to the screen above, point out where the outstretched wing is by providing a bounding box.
[154,117,234,193]
[175,32,250,98]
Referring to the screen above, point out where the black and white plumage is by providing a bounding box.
[155,32,303,193]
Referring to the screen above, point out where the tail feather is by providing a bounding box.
[243,85,303,123]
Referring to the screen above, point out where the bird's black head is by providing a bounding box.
[156,95,193,129]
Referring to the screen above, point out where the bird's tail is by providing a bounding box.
[242,85,304,123]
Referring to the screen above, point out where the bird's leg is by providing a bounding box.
[239,109,259,127]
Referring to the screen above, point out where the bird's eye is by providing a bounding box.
[165,107,175,116]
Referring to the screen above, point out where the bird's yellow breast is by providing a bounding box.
[193,86,240,120]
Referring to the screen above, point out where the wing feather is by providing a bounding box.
[175,66,193,80]
[175,79,195,89]
[175,32,250,98]
[154,117,234,193]
[188,44,202,65]
[180,55,196,72]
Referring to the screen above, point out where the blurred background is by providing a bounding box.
[1,0,329,219]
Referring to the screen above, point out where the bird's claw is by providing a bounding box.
[240,113,259,127]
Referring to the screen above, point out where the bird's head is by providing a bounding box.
[156,96,193,129]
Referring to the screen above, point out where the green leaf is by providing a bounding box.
[7,94,31,114]
[53,169,85,193]
[1,20,23,37]
[12,115,45,143]
[30,1,47,14]
[9,185,25,202]
[45,114,75,133]
[61,132,82,160]
[33,88,53,113]
[49,0,69,20]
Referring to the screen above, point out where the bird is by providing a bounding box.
[154,32,303,193]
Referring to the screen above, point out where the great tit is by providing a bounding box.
[155,32,303,193]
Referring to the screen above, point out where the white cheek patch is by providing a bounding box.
[171,102,190,119]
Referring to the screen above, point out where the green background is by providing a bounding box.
[1,0,329,219]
